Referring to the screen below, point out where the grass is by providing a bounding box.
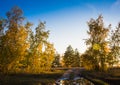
[81,67,120,85]
[0,69,66,85]
[92,79,109,85]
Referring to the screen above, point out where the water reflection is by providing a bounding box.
[55,77,94,85]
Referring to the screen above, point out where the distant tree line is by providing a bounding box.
[52,45,81,68]
[63,45,80,67]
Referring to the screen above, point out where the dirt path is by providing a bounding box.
[59,67,84,80]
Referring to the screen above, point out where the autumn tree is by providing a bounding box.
[85,15,110,71]
[42,43,55,71]
[0,17,6,72]
[0,6,55,73]
[0,6,29,73]
[108,23,120,67]
[26,22,55,72]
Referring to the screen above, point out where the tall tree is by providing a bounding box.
[85,15,110,71]
[0,6,29,73]
[63,45,74,67]
[27,22,55,72]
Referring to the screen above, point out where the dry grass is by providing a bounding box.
[81,67,120,85]
[0,69,65,85]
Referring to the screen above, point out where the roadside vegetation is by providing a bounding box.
[81,67,120,85]
[0,69,66,85]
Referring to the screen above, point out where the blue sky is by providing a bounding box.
[0,0,120,54]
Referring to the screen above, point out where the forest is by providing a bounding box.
[0,6,120,75]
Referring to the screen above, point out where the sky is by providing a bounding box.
[0,0,120,54]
